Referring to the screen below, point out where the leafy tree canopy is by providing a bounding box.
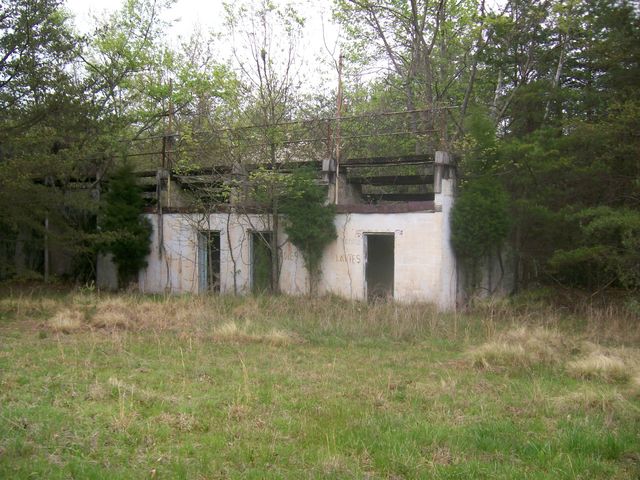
[451,177,511,262]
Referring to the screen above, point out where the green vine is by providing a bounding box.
[451,177,510,290]
[279,168,337,293]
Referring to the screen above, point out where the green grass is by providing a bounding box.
[0,290,639,478]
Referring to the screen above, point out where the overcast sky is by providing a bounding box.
[66,0,233,41]
[63,0,508,99]
[64,0,341,91]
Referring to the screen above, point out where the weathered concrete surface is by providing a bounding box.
[139,213,270,295]
[435,176,457,310]
[96,253,118,290]
[318,212,445,303]
[136,206,457,310]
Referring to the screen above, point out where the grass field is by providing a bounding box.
[1,288,639,479]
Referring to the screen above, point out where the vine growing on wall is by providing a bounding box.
[450,177,511,295]
[251,167,336,294]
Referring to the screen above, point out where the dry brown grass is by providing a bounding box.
[48,309,84,333]
[44,297,134,332]
[567,353,630,382]
[156,412,198,432]
[211,320,301,346]
[470,293,640,346]
[567,344,639,383]
[107,377,179,405]
[90,298,132,330]
[468,326,569,369]
[581,306,640,346]
[86,381,108,401]
[23,289,640,359]
[231,298,261,319]
[0,296,59,320]
[552,388,631,415]
[262,328,301,346]
[44,295,212,333]
[134,297,208,331]
[320,455,353,477]
[212,321,254,342]
[469,324,640,390]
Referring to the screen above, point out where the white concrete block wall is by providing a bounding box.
[137,209,456,309]
[139,213,271,295]
[317,212,444,303]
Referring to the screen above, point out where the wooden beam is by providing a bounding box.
[342,154,433,167]
[173,176,225,185]
[348,174,434,186]
[243,160,321,172]
[139,183,158,193]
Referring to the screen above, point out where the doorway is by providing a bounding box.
[365,233,394,300]
[198,231,221,293]
[251,231,273,293]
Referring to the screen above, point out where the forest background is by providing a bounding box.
[0,0,638,301]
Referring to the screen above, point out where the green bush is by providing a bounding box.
[100,163,152,288]
[451,177,511,261]
[550,207,640,290]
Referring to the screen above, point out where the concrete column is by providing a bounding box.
[434,151,457,311]
[322,157,337,204]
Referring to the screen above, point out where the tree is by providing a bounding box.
[100,163,152,288]
[549,207,640,291]
[224,0,307,293]
[0,0,93,279]
[444,0,640,295]
[81,0,174,137]
[334,0,481,148]
[246,165,336,294]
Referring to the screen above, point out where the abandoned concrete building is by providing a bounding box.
[98,147,458,310]
[81,110,462,310]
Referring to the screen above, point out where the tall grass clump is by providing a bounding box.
[468,326,570,369]
[211,320,300,346]
[47,308,84,333]
[90,297,132,330]
[494,288,640,345]
[552,389,631,417]
[6,284,637,353]
[567,344,639,383]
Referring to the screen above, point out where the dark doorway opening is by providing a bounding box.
[365,233,394,301]
[198,231,221,293]
[251,231,273,293]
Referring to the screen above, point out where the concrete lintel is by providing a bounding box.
[435,151,452,165]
